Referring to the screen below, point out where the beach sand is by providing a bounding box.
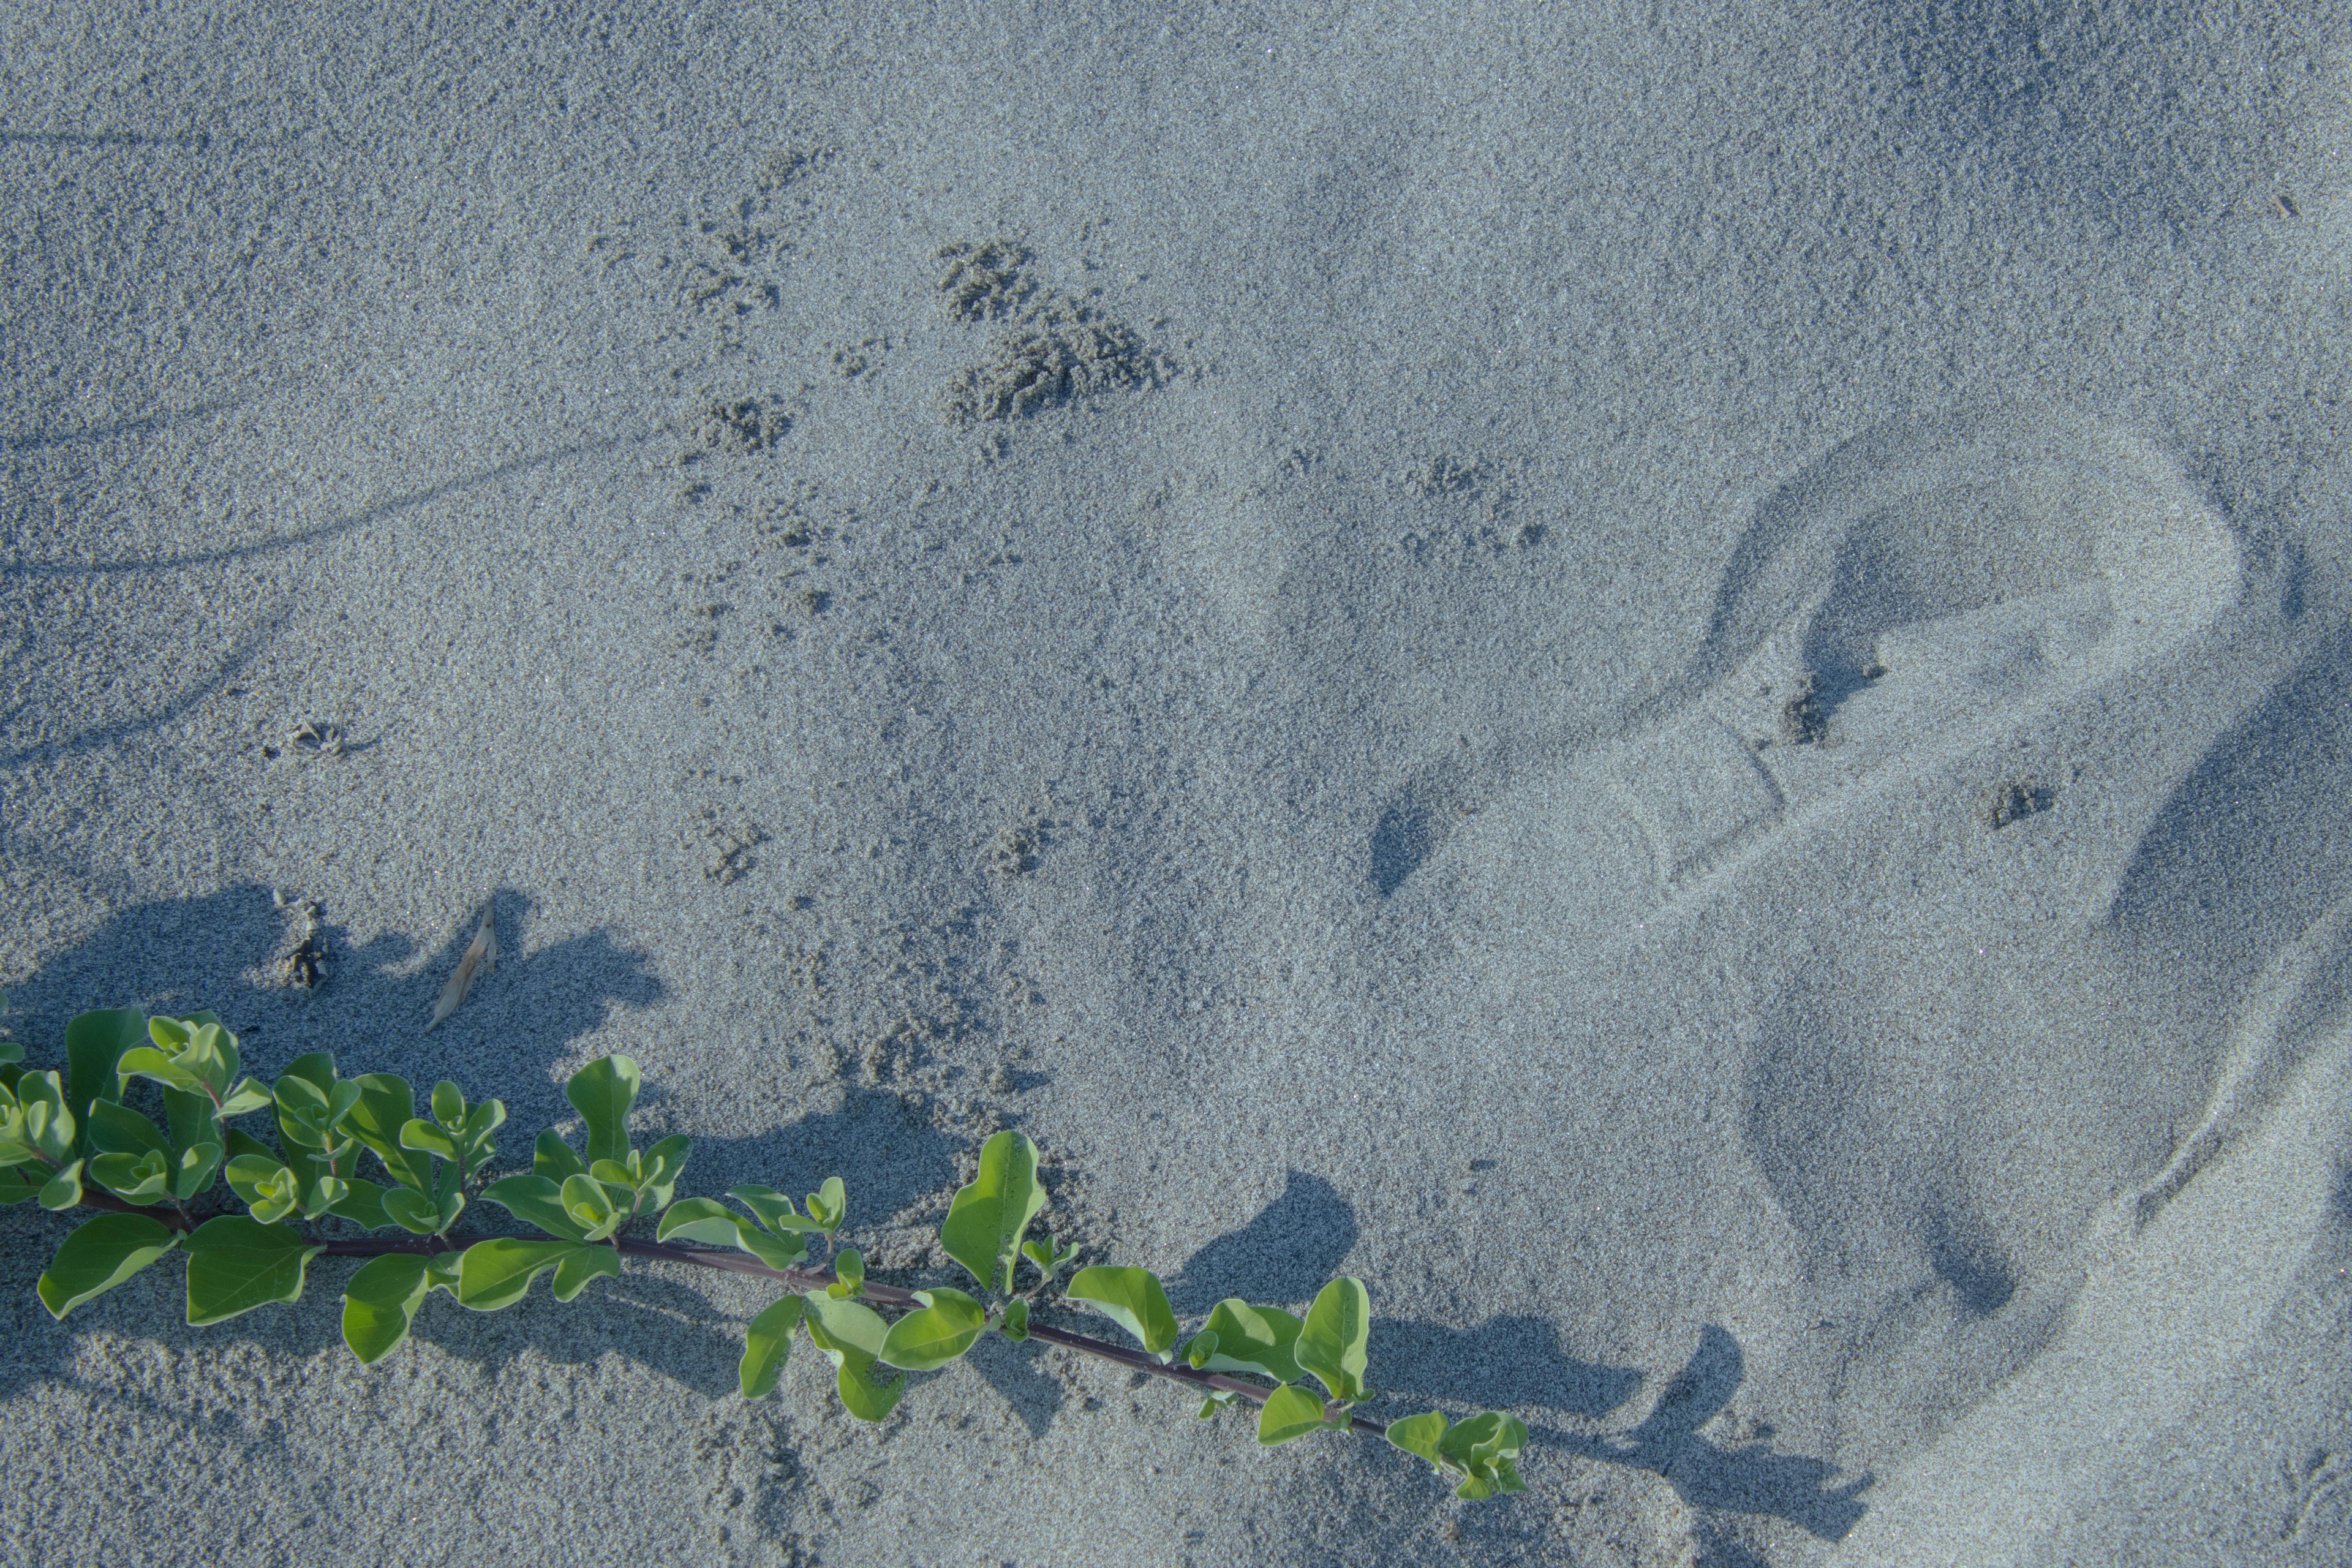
[4,4,2351,1564]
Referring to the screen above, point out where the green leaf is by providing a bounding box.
[1385,1410,1449,1466]
[563,1055,640,1166]
[727,1183,830,1237]
[83,1099,168,1158]
[381,1185,437,1234]
[480,1175,590,1242]
[341,1253,433,1363]
[1295,1277,1373,1405]
[65,1008,147,1137]
[533,1128,588,1181]
[280,1052,337,1095]
[455,1238,598,1311]
[878,1287,987,1371]
[805,1175,846,1232]
[551,1243,621,1302]
[37,1158,84,1210]
[1066,1266,1181,1359]
[37,1213,181,1318]
[938,1130,1047,1294]
[1437,1412,1529,1499]
[328,1177,394,1231]
[430,1080,465,1129]
[398,1119,460,1162]
[1021,1235,1079,1282]
[1191,1299,1305,1383]
[559,1172,621,1240]
[184,1216,326,1325]
[217,1077,272,1117]
[89,1149,172,1204]
[827,1246,865,1298]
[637,1133,691,1208]
[0,1166,37,1205]
[655,1197,807,1271]
[1184,1330,1218,1370]
[1257,1384,1338,1446]
[801,1292,904,1422]
[114,1046,207,1100]
[1000,1298,1030,1341]
[345,1075,432,1190]
[171,1139,222,1202]
[223,1152,290,1207]
[15,1071,77,1163]
[739,1296,803,1398]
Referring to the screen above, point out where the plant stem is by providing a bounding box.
[60,1193,1387,1438]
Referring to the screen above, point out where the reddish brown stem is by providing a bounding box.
[62,1196,1384,1438]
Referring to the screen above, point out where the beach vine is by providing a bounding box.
[1,1006,1528,1502]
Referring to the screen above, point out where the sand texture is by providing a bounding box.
[6,4,2352,1564]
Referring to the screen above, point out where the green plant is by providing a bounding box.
[1,1008,1528,1502]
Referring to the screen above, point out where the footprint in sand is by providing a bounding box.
[1405,399,2245,963]
[1384,401,2351,1504]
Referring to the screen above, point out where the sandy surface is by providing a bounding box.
[5,4,2352,1564]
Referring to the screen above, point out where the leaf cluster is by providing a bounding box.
[7,1010,1527,1504]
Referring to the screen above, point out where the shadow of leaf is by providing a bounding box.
[1166,1169,1357,1313]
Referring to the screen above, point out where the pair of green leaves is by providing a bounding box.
[42,1208,335,1327]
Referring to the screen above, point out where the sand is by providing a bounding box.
[4,3,2351,1564]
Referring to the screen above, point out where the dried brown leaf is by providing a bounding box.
[426,910,497,1031]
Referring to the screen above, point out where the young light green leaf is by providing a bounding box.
[21,1071,77,1161]
[217,1077,273,1117]
[37,1158,84,1210]
[533,1127,589,1181]
[559,1172,622,1240]
[878,1287,987,1371]
[938,1130,1047,1294]
[455,1238,595,1311]
[1385,1409,1449,1466]
[37,1213,181,1319]
[805,1175,846,1233]
[399,1119,461,1163]
[1020,1235,1080,1283]
[727,1184,827,1237]
[113,1048,206,1101]
[1000,1297,1030,1341]
[801,1292,905,1422]
[223,1152,288,1207]
[739,1295,804,1398]
[1065,1267,1180,1360]
[563,1055,640,1166]
[184,1216,326,1325]
[430,1080,465,1129]
[89,1148,172,1204]
[827,1246,865,1299]
[480,1175,590,1242]
[1295,1276,1373,1405]
[1193,1299,1305,1383]
[636,1133,692,1208]
[1198,1388,1238,1419]
[341,1253,434,1363]
[1437,1411,1530,1499]
[1256,1384,1338,1446]
[1183,1330,1219,1370]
